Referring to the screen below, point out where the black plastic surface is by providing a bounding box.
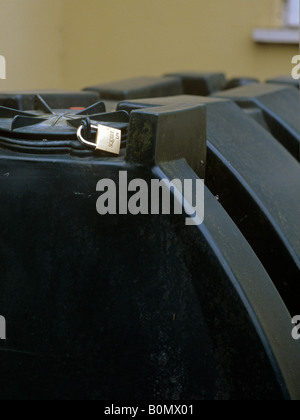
[0,146,298,400]
[0,90,100,111]
[83,77,183,100]
[266,76,299,89]
[213,83,300,161]
[118,95,300,316]
[0,92,299,400]
[223,77,259,90]
[164,72,226,96]
[0,97,129,156]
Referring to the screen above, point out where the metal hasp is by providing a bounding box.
[77,123,122,155]
[0,96,299,399]
[213,83,300,162]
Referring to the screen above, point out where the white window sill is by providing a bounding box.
[252,28,299,44]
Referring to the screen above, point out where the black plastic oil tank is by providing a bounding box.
[118,95,300,316]
[213,83,300,162]
[266,76,299,89]
[0,90,100,111]
[83,76,183,100]
[0,94,299,400]
[223,77,259,90]
[164,72,226,95]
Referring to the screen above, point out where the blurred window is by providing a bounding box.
[284,0,300,27]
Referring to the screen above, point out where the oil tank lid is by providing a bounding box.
[0,95,129,156]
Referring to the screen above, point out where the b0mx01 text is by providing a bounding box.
[104,405,194,417]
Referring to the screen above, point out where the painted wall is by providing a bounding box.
[0,0,298,91]
[64,0,299,89]
[0,0,64,91]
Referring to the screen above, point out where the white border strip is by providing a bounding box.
[252,28,299,44]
